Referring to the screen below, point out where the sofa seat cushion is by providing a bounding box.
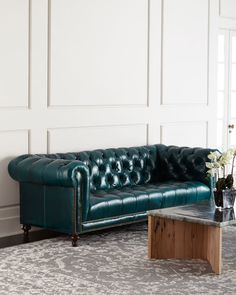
[87,181,210,221]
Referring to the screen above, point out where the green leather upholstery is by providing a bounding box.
[88,181,210,221]
[8,144,213,237]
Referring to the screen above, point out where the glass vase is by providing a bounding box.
[222,188,236,209]
[214,207,235,222]
[214,188,236,210]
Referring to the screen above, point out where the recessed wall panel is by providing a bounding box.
[162,0,209,104]
[49,0,148,106]
[220,0,236,19]
[0,0,29,107]
[0,130,29,207]
[48,124,147,153]
[160,122,207,147]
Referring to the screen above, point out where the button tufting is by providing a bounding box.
[106,174,114,186]
[122,160,132,171]
[99,164,107,173]
[92,175,101,188]
[133,158,143,170]
[119,173,128,185]
[111,161,122,173]
[130,171,140,184]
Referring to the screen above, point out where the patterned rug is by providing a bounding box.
[0,223,236,295]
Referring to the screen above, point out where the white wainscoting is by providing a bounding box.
[161,0,209,105]
[49,0,148,107]
[220,0,236,19]
[47,124,148,153]
[0,206,20,237]
[0,0,219,237]
[160,121,208,147]
[0,130,29,207]
[0,0,29,108]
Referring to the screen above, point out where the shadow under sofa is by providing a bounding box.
[8,144,213,246]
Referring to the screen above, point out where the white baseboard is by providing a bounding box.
[0,206,21,237]
[0,205,39,238]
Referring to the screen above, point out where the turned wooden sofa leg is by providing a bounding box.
[22,224,31,241]
[71,234,79,247]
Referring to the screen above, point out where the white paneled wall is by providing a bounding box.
[0,130,29,207]
[48,125,148,153]
[0,0,29,107]
[160,122,208,147]
[220,0,236,19]
[0,0,219,237]
[49,0,148,107]
[162,0,209,104]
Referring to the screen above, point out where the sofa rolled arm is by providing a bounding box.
[8,155,91,221]
[155,144,215,186]
[8,154,89,187]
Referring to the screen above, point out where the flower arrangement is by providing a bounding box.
[206,148,236,208]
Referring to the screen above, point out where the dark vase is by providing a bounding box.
[214,189,223,208]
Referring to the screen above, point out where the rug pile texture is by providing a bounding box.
[0,223,236,294]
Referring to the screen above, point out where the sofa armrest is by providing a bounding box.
[155,144,214,186]
[8,155,90,221]
[8,155,89,186]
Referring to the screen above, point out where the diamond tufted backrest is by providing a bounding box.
[9,144,214,193]
[42,144,213,191]
[74,145,158,191]
[39,145,157,191]
[155,144,213,184]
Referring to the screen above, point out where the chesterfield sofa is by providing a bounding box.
[8,144,213,246]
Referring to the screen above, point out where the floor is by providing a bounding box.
[0,229,59,249]
[0,223,236,294]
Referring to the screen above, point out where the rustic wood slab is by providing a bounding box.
[148,215,222,274]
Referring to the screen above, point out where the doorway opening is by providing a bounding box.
[217,30,236,151]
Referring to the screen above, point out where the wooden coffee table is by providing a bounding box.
[148,201,236,274]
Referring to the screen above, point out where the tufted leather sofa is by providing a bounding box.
[8,144,213,246]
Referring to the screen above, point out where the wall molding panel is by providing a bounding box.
[47,0,150,108]
[47,124,148,153]
[0,0,30,109]
[161,0,210,106]
[0,0,218,237]
[219,0,236,19]
[0,130,29,208]
[160,121,208,147]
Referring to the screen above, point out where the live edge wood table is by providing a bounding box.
[148,201,236,274]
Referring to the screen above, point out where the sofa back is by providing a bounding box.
[8,144,213,192]
[155,144,213,184]
[75,145,158,191]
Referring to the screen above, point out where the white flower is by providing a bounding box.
[207,151,221,162]
[218,151,231,167]
[228,148,236,156]
[206,148,236,178]
[206,162,213,169]
[206,161,219,168]
[207,169,215,176]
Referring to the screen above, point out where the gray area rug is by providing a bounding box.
[0,223,236,295]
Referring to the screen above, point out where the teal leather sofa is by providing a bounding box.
[8,144,213,246]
